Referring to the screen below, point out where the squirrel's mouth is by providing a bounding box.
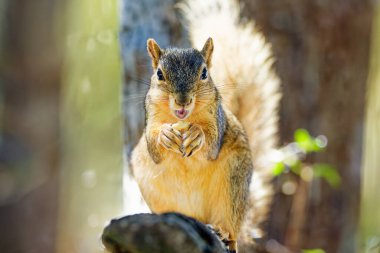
[174,108,189,119]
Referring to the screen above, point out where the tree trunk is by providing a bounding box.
[56,1,124,253]
[239,0,372,252]
[359,3,380,252]
[0,0,63,252]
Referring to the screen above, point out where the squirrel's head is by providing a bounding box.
[146,38,215,120]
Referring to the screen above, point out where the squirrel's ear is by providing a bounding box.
[201,37,214,67]
[147,39,162,69]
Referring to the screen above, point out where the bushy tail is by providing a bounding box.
[181,0,281,247]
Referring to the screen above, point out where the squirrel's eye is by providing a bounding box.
[201,67,208,80]
[157,69,165,81]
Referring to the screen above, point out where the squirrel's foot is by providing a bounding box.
[206,225,237,253]
[205,224,230,241]
[181,124,205,157]
[158,124,183,155]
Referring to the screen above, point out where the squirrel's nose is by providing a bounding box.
[175,97,193,107]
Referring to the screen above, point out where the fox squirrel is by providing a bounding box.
[132,37,252,252]
[131,0,280,251]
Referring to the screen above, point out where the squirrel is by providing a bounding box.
[131,37,252,252]
[131,0,281,251]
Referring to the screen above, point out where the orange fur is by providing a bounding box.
[131,39,253,252]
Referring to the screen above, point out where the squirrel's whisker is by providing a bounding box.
[126,75,151,87]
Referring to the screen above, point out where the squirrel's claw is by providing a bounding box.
[158,124,183,154]
[206,224,230,241]
[181,124,205,157]
[183,135,203,157]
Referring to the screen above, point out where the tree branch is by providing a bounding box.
[102,212,228,253]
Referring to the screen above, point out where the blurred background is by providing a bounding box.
[0,0,379,253]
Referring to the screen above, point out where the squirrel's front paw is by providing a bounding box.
[158,124,183,154]
[181,124,205,157]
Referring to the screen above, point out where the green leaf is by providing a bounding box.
[289,160,302,175]
[294,129,322,153]
[313,163,341,188]
[272,162,285,176]
[302,249,326,253]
